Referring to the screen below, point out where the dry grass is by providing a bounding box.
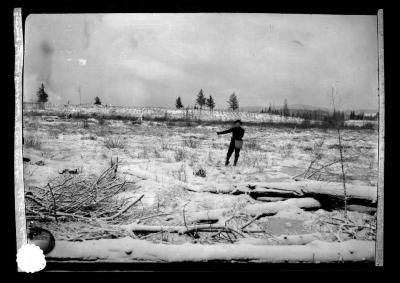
[174,148,186,162]
[245,139,263,151]
[154,149,162,158]
[160,138,173,151]
[24,135,42,150]
[98,117,106,126]
[327,143,351,150]
[171,164,188,182]
[138,147,150,159]
[81,134,98,140]
[182,137,200,149]
[82,119,89,129]
[104,136,126,149]
[279,143,294,158]
[47,128,61,139]
[241,151,269,169]
[96,126,110,137]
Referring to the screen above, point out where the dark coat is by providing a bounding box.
[217,127,245,141]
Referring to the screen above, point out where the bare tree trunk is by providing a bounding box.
[331,85,348,219]
[337,126,348,219]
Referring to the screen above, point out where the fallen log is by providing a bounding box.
[254,180,376,208]
[243,197,321,217]
[347,205,377,215]
[166,198,320,225]
[121,223,231,235]
[256,197,288,202]
[204,180,377,209]
[47,237,375,263]
[186,209,227,224]
[237,233,326,245]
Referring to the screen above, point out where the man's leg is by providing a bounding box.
[226,140,235,165]
[234,148,241,166]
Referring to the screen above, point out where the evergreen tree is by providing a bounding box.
[175,96,184,109]
[227,92,239,111]
[206,95,215,110]
[94,96,102,105]
[283,98,290,117]
[196,89,206,110]
[267,104,272,114]
[36,83,48,103]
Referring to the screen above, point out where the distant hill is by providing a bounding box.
[241,104,378,114]
[239,106,265,112]
[240,104,330,113]
[289,104,330,112]
[347,109,378,114]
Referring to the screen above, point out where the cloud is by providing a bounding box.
[23,13,379,110]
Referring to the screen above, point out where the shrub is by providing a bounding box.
[301,145,313,152]
[94,96,101,105]
[36,83,48,103]
[194,168,206,178]
[104,136,125,149]
[89,134,98,140]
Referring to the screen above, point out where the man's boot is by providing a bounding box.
[225,158,230,166]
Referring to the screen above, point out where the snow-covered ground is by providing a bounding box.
[22,112,378,262]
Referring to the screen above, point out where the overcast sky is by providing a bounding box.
[23,13,379,110]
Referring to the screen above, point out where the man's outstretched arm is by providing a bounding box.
[217,128,233,135]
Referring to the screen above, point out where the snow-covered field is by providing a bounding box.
[22,112,379,263]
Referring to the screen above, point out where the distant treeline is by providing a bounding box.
[260,105,378,122]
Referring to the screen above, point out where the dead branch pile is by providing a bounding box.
[313,212,376,242]
[25,164,140,222]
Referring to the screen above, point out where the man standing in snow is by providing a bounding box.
[217,120,245,166]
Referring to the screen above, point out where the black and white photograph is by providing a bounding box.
[14,10,384,270]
